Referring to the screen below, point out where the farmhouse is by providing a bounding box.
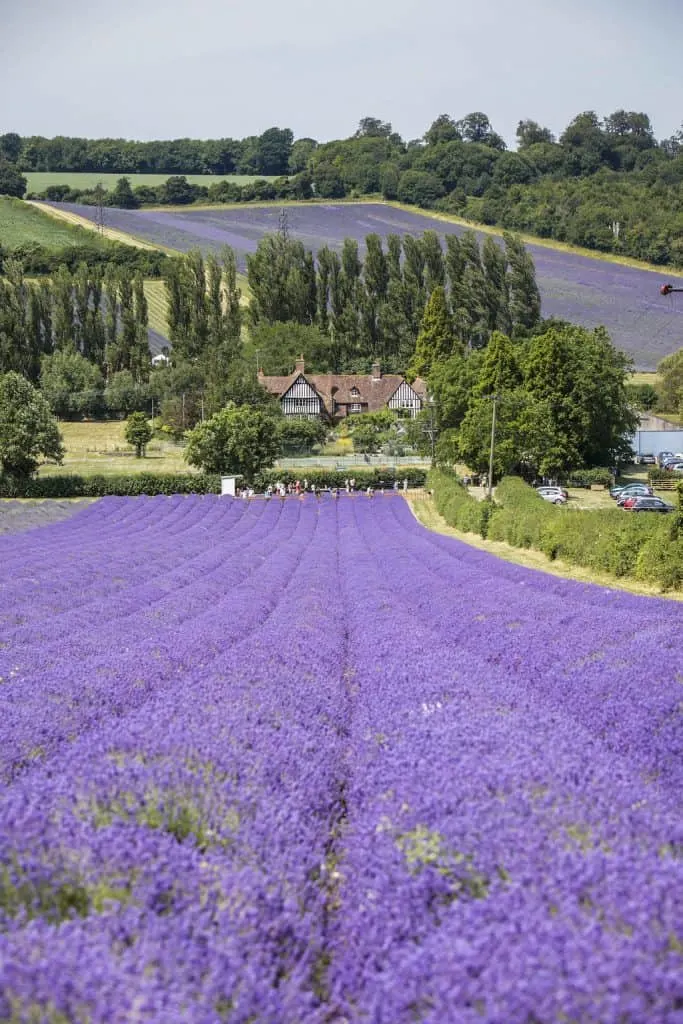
[258,358,428,421]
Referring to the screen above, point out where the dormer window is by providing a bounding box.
[350,387,360,397]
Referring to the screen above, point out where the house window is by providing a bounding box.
[350,387,360,397]
[350,403,362,413]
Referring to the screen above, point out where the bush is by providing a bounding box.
[428,468,490,537]
[561,467,614,488]
[648,468,680,490]
[487,477,553,549]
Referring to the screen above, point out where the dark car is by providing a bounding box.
[624,497,675,513]
[610,483,653,500]
[657,451,675,468]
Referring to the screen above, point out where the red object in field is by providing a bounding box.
[661,283,683,295]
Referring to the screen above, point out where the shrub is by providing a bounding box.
[487,477,554,549]
[428,469,490,537]
[561,467,614,488]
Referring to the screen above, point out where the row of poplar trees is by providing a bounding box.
[0,260,150,383]
[243,228,541,372]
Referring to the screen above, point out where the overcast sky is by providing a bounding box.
[1,0,681,145]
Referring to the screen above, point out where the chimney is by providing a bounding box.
[371,361,382,380]
[295,355,305,374]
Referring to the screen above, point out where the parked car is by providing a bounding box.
[662,458,683,471]
[609,483,653,500]
[657,451,675,468]
[635,453,657,465]
[536,486,568,505]
[624,496,675,513]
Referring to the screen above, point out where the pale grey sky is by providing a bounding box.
[1,0,681,144]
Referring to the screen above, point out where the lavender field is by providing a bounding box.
[46,201,683,370]
[1,493,682,1023]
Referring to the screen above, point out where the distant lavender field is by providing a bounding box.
[47,201,683,370]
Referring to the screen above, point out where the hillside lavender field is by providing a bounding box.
[1,493,682,1022]
[45,201,683,370]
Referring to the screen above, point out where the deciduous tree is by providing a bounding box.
[0,371,64,478]
[185,405,279,479]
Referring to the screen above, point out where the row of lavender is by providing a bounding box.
[1,495,682,1021]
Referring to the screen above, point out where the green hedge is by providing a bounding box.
[254,467,428,490]
[0,473,220,498]
[431,473,683,591]
[561,468,614,488]
[487,477,554,549]
[428,469,492,537]
[648,468,681,490]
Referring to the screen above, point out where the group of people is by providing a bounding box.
[235,477,412,500]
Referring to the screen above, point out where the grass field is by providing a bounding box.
[25,172,278,192]
[0,197,111,249]
[39,421,190,476]
[142,280,169,336]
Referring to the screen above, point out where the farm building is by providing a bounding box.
[631,413,683,458]
[258,359,428,421]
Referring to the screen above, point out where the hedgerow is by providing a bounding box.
[0,473,220,498]
[428,469,492,537]
[431,473,683,591]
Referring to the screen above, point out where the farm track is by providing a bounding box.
[1,494,682,1022]
[26,200,162,251]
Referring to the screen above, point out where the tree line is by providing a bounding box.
[4,108,683,266]
[243,227,540,373]
[0,128,300,177]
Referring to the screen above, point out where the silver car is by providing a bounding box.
[536,486,568,505]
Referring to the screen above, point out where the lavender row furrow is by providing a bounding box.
[0,497,268,657]
[328,498,683,1023]
[360,498,683,791]
[0,495,237,619]
[0,499,347,1023]
[0,499,311,784]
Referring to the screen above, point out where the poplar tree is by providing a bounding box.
[360,233,389,357]
[481,237,511,335]
[409,286,455,379]
[504,233,541,332]
[53,267,74,351]
[421,230,445,295]
[402,235,426,338]
[131,274,150,383]
[316,246,332,334]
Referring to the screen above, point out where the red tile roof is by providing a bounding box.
[259,365,427,417]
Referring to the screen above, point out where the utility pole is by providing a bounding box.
[94,182,106,235]
[488,394,499,500]
[423,396,437,467]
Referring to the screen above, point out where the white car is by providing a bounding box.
[536,486,568,505]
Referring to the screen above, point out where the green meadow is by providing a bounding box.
[25,172,278,192]
[0,197,111,249]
